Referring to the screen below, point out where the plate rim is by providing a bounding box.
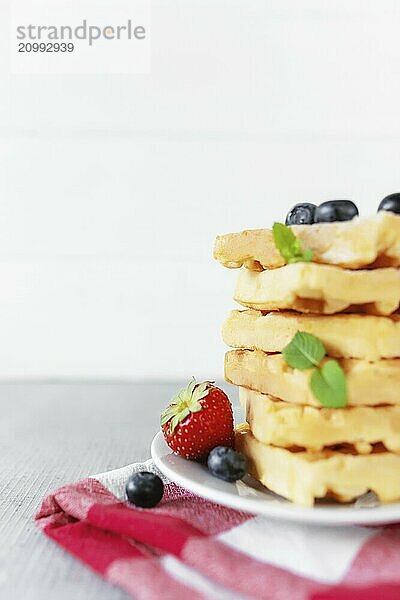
[151,431,400,526]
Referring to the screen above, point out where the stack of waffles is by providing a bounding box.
[214,212,400,505]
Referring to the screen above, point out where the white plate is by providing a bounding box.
[151,431,400,526]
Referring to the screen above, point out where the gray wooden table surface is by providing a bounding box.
[0,381,235,600]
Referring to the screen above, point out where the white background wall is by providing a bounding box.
[0,0,400,379]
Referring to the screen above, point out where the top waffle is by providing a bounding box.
[214,212,400,271]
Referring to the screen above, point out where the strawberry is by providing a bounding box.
[160,379,234,460]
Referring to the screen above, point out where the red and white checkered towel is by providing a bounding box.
[36,459,400,600]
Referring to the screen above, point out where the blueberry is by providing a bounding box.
[207,446,247,482]
[285,203,316,225]
[378,193,400,215]
[314,200,358,223]
[125,471,164,508]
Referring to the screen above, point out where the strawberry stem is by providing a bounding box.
[160,378,213,433]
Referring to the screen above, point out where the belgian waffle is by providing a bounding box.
[240,387,400,453]
[234,263,400,315]
[225,349,400,407]
[214,212,400,271]
[222,310,400,360]
[236,425,400,506]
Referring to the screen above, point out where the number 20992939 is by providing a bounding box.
[18,42,75,53]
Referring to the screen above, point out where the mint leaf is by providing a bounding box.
[310,360,347,408]
[283,331,326,370]
[289,248,313,263]
[272,222,313,264]
[272,222,300,262]
[282,331,347,409]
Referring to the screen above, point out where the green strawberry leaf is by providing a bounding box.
[160,407,178,426]
[192,380,213,404]
[170,413,182,434]
[310,360,347,408]
[177,407,190,422]
[160,378,213,433]
[272,222,313,264]
[187,378,196,397]
[188,400,202,413]
[283,331,326,370]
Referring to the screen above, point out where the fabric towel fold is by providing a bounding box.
[36,459,400,600]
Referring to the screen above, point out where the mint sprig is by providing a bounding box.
[272,222,313,264]
[283,331,325,369]
[282,331,347,408]
[310,360,347,408]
